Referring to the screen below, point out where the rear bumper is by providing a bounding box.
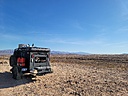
[34,66,51,70]
[30,66,52,74]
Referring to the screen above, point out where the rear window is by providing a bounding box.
[35,57,47,63]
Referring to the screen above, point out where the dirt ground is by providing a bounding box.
[0,55,128,96]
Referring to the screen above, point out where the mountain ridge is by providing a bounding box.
[0,49,90,55]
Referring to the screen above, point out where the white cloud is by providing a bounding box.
[71,21,85,31]
[119,0,128,20]
[0,33,20,40]
[103,41,128,48]
[113,26,128,35]
[24,31,71,37]
[74,23,84,31]
[42,37,105,46]
[118,27,128,33]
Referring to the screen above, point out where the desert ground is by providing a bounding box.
[0,54,128,96]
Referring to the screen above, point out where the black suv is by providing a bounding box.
[10,44,52,80]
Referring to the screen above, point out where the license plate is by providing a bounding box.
[22,68,27,71]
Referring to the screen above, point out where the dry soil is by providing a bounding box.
[0,55,128,96]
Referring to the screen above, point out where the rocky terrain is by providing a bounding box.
[0,55,128,96]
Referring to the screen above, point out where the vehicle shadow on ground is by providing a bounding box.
[0,72,35,89]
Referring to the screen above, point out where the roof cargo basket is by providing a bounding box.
[18,44,27,48]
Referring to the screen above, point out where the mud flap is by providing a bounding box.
[12,66,22,80]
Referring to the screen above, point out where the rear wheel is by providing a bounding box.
[12,66,22,80]
[10,55,16,66]
[49,68,53,73]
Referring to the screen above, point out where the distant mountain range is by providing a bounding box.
[0,49,13,55]
[0,49,90,55]
[51,51,90,55]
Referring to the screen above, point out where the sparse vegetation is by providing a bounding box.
[0,54,128,96]
[51,54,128,71]
[0,55,9,65]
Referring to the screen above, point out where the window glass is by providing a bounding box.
[35,57,46,63]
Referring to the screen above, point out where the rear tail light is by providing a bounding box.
[21,63,25,67]
[17,57,25,67]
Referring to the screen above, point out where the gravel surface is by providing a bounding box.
[0,55,128,96]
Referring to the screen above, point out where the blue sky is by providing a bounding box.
[0,0,128,54]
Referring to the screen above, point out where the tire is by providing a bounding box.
[10,55,17,67]
[49,68,53,73]
[12,66,22,80]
